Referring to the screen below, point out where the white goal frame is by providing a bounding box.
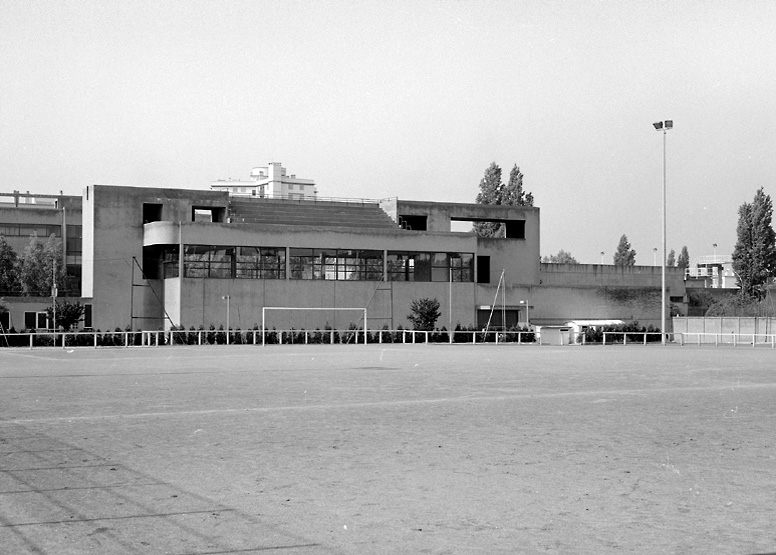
[261,307,368,345]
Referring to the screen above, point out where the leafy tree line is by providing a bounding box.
[732,187,776,300]
[474,162,534,237]
[0,233,76,297]
[664,246,690,268]
[612,236,690,268]
[1,233,85,331]
[542,250,579,264]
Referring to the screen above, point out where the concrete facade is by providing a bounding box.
[2,183,689,334]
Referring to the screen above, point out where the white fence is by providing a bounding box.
[0,329,537,349]
[5,328,774,349]
[677,332,776,348]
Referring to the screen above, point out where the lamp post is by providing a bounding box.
[600,251,605,265]
[653,120,673,344]
[222,295,230,345]
[713,242,717,260]
[653,247,658,266]
[449,267,453,343]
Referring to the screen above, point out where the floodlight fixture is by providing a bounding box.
[653,121,663,130]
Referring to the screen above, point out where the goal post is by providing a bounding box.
[261,307,368,345]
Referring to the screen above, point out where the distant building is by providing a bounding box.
[685,255,739,289]
[211,162,317,200]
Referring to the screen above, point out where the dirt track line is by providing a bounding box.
[3,381,775,424]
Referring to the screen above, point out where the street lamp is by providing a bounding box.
[713,243,717,260]
[653,247,658,266]
[653,119,673,344]
[222,295,230,345]
[600,251,605,265]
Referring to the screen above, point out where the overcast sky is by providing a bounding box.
[2,0,775,264]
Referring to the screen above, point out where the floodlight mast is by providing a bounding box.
[653,119,673,345]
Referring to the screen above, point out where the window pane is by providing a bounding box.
[414,253,432,281]
[319,250,337,280]
[290,248,314,279]
[432,267,448,282]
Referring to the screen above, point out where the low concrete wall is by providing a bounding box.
[673,317,776,336]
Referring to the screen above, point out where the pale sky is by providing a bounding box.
[2,0,775,264]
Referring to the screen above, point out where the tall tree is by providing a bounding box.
[474,162,504,237]
[666,249,676,267]
[677,246,690,269]
[15,234,67,297]
[474,162,534,237]
[732,188,776,299]
[542,250,579,264]
[0,236,21,295]
[613,235,636,266]
[502,165,534,207]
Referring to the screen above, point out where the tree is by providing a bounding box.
[502,165,534,207]
[473,162,504,237]
[666,249,676,267]
[677,246,690,269]
[15,234,68,297]
[542,250,579,264]
[613,235,636,266]
[0,236,21,295]
[407,298,441,331]
[732,187,776,299]
[45,300,86,331]
[474,162,534,237]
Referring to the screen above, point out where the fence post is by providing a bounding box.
[733,333,737,348]
[624,333,627,346]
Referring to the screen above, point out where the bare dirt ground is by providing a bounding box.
[1,344,775,555]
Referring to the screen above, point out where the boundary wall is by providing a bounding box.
[673,317,776,336]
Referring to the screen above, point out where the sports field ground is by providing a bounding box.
[1,344,774,555]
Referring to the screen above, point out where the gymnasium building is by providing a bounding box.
[1,163,687,333]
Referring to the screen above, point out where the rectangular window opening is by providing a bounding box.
[143,203,163,224]
[477,256,491,284]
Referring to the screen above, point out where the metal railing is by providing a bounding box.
[0,329,537,349]
[678,332,776,348]
[601,332,669,345]
[228,194,390,207]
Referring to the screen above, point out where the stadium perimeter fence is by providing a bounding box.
[0,328,536,349]
[2,329,776,349]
